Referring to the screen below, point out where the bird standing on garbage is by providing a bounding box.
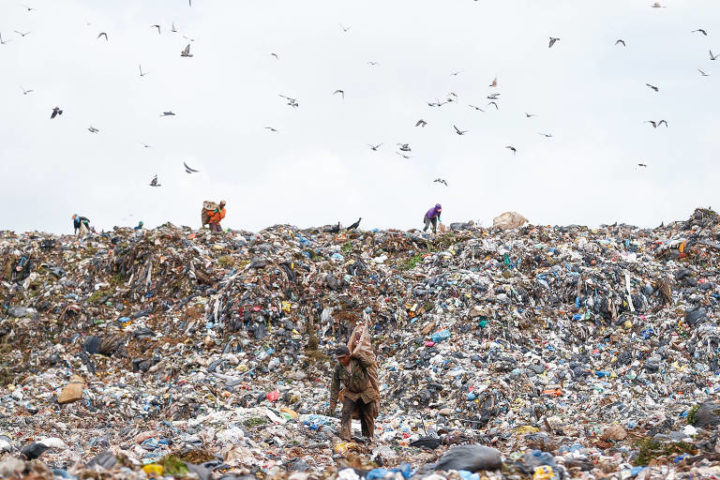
[346,218,361,230]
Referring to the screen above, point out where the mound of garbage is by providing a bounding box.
[2,208,720,479]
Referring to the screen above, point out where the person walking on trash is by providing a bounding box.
[208,200,226,232]
[72,214,91,235]
[423,203,442,234]
[329,321,380,442]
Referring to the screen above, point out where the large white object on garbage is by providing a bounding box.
[493,211,528,229]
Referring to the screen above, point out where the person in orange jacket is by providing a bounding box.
[208,200,226,232]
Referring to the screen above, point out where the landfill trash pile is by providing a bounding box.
[3,208,720,479]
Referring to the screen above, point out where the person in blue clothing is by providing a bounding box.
[72,214,91,235]
[423,204,442,233]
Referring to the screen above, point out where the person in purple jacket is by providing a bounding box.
[423,203,442,233]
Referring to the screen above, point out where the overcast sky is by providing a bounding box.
[1,0,719,234]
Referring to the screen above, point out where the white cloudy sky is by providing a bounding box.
[1,0,719,234]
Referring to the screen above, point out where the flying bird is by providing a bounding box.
[638,163,648,167]
[149,175,161,187]
[453,125,468,135]
[97,32,108,41]
[88,126,99,133]
[171,22,178,33]
[50,107,63,119]
[0,33,10,45]
[450,71,461,76]
[525,112,537,118]
[184,162,199,174]
[468,105,485,112]
[615,39,626,46]
[265,126,278,132]
[698,68,710,76]
[139,64,149,77]
[270,52,279,60]
[279,94,299,107]
[140,142,152,148]
[645,120,668,128]
[487,101,499,110]
[692,29,708,36]
[427,100,446,107]
[651,2,665,8]
[161,111,175,117]
[183,35,195,42]
[339,24,351,32]
[433,178,448,187]
[23,5,34,12]
[396,152,412,160]
[181,44,193,57]
[710,50,719,61]
[367,61,379,66]
[538,133,553,138]
[548,37,560,48]
[151,24,161,34]
[506,145,517,154]
[489,76,497,87]
[21,87,33,95]
[333,89,345,99]
[415,119,428,127]
[368,143,382,151]
[14,30,30,37]
[645,83,659,92]
[487,93,501,100]
[397,143,411,152]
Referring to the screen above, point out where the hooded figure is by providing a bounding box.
[423,204,442,233]
[329,321,380,441]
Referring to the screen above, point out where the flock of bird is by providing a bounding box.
[5,1,718,189]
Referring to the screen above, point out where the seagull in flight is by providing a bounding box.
[139,64,150,77]
[23,5,34,11]
[21,87,33,95]
[140,142,152,148]
[487,93,501,100]
[184,162,199,174]
[151,24,161,34]
[333,89,345,99]
[14,31,30,37]
[171,22,178,33]
[415,119,428,127]
[397,143,411,152]
[710,50,719,61]
[638,163,648,167]
[368,143,382,151]
[50,107,63,119]
[88,126,99,133]
[270,52,279,60]
[644,120,668,128]
[468,105,485,112]
[525,112,537,118]
[433,178,448,187]
[548,37,560,48]
[453,125,468,135]
[651,2,665,8]
[396,152,412,160]
[265,126,278,132]
[615,39,626,46]
[487,101,499,110]
[181,44,193,57]
[279,94,299,107]
[538,132,553,138]
[698,68,710,76]
[450,71,461,76]
[645,83,659,92]
[0,33,10,45]
[489,76,498,87]
[150,175,161,187]
[367,61,379,66]
[97,32,108,41]
[339,24,351,32]
[692,29,708,36]
[506,145,517,154]
[161,111,175,117]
